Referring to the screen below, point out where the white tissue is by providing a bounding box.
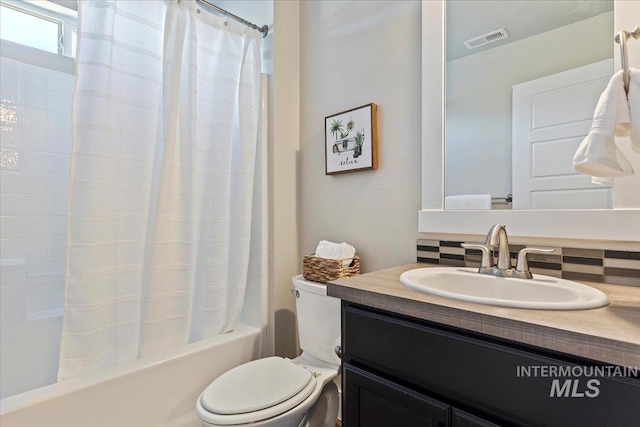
[315,240,356,267]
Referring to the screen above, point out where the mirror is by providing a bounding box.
[420,0,640,241]
[444,0,614,210]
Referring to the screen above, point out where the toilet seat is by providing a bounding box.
[198,357,318,425]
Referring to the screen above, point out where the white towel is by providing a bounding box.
[629,68,640,153]
[444,194,492,210]
[315,240,356,267]
[573,70,634,177]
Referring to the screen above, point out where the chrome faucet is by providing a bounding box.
[485,224,511,271]
[462,224,554,279]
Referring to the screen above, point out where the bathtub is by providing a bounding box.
[0,324,261,427]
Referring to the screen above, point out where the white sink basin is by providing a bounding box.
[399,267,609,310]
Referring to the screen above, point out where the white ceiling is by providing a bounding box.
[446,0,614,61]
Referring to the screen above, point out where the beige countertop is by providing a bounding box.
[328,263,640,367]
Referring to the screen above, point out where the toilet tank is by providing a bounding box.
[292,275,341,366]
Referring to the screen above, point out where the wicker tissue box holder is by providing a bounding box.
[302,253,360,283]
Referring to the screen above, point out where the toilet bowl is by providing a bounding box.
[196,276,341,427]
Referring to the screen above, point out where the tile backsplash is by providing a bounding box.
[417,239,640,287]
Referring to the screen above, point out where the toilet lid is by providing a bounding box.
[200,357,315,415]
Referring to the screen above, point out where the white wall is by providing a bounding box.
[299,1,422,273]
[0,53,75,398]
[445,12,613,198]
[272,0,301,358]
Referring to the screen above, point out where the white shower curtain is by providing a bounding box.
[59,0,263,380]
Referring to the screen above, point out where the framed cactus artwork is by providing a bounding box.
[324,103,378,175]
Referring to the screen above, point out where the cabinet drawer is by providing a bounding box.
[343,303,640,427]
[344,363,450,427]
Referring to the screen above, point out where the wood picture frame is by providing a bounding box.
[325,103,378,175]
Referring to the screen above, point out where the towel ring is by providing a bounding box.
[615,26,640,94]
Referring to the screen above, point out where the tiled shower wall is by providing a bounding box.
[0,56,75,397]
[417,239,640,287]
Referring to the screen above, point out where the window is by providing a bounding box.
[1,4,60,53]
[0,0,77,57]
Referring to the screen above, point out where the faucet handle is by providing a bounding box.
[516,247,555,278]
[462,243,493,268]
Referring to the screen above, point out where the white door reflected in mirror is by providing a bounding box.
[511,59,614,209]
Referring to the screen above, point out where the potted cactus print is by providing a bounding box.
[324,103,378,175]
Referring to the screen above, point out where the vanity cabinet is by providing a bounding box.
[341,301,640,427]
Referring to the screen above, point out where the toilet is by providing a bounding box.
[196,275,341,427]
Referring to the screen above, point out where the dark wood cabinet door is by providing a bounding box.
[344,363,450,427]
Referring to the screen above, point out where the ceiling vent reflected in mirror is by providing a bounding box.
[463,28,509,49]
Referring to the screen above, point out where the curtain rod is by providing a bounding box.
[195,0,269,38]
